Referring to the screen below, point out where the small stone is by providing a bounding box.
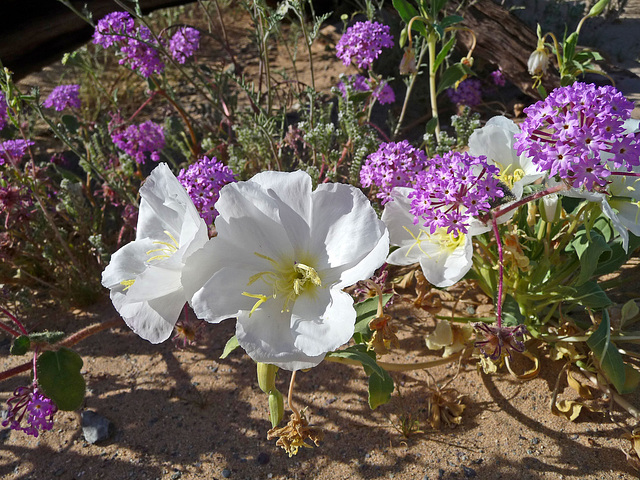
[462,465,477,478]
[53,468,65,477]
[256,452,270,465]
[438,469,445,480]
[531,437,540,445]
[81,410,113,444]
[170,472,182,480]
[222,468,231,478]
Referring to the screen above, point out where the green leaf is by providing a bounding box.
[393,0,429,37]
[328,345,394,409]
[586,310,626,393]
[433,36,456,71]
[220,335,240,359]
[439,14,464,29]
[425,117,439,135]
[501,294,525,327]
[436,63,472,95]
[621,364,640,394]
[431,0,450,17]
[10,335,30,356]
[36,347,85,411]
[353,294,393,335]
[565,281,612,310]
[593,232,640,276]
[563,32,579,62]
[567,231,611,285]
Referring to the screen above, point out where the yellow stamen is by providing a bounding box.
[242,292,269,316]
[146,230,179,262]
[120,279,135,291]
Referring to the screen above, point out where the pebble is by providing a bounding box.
[222,468,231,478]
[438,468,445,480]
[170,472,182,480]
[530,437,540,445]
[256,452,270,465]
[81,410,113,444]
[462,465,477,478]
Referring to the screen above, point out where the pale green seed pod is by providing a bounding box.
[588,0,610,17]
[268,389,285,428]
[257,362,278,394]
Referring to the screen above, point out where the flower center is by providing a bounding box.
[404,226,465,258]
[243,253,322,315]
[498,164,525,189]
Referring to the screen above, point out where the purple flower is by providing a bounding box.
[110,119,165,164]
[408,151,503,235]
[93,12,164,77]
[336,21,394,70]
[514,82,640,191]
[119,25,165,78]
[447,79,483,107]
[43,85,81,111]
[0,92,8,131]
[177,156,236,224]
[491,69,505,87]
[93,11,136,48]
[0,139,34,166]
[0,175,33,228]
[373,82,395,105]
[2,385,57,438]
[361,140,428,204]
[169,27,200,64]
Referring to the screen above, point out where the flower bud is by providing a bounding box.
[257,362,278,394]
[399,47,417,75]
[268,389,285,428]
[587,0,610,17]
[540,193,560,222]
[528,47,550,76]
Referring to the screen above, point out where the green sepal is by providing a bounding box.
[220,335,240,359]
[586,310,627,394]
[268,389,285,428]
[10,335,30,356]
[36,347,85,411]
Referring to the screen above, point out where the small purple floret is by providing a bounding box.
[0,139,34,166]
[335,21,394,70]
[110,120,165,164]
[514,82,640,191]
[169,27,200,64]
[2,385,57,438]
[177,156,236,224]
[43,85,82,111]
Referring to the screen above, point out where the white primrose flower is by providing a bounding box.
[469,116,544,200]
[102,163,209,343]
[382,188,488,288]
[185,170,389,371]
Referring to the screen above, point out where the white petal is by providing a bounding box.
[418,235,473,287]
[101,238,155,290]
[110,289,184,343]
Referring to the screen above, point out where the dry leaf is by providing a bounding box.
[567,371,594,399]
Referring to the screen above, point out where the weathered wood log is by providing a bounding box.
[0,0,194,80]
[456,0,560,98]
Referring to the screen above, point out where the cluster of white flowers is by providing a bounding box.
[103,166,388,370]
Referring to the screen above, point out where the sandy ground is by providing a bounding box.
[3,1,640,479]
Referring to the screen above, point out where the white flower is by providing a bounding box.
[469,116,544,200]
[382,188,487,287]
[527,47,550,76]
[185,170,389,371]
[102,163,209,343]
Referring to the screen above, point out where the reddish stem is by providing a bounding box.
[1,307,28,336]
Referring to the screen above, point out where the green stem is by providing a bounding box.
[326,350,464,372]
[427,33,440,140]
[394,42,428,139]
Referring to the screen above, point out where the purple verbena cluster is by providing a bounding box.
[2,385,57,437]
[490,69,505,87]
[43,85,82,111]
[335,21,394,70]
[0,139,34,166]
[447,79,483,107]
[360,140,428,204]
[514,82,640,191]
[177,156,236,224]
[110,120,165,164]
[0,175,34,228]
[408,151,503,235]
[336,75,395,105]
[0,92,8,131]
[93,12,164,78]
[169,27,200,64]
